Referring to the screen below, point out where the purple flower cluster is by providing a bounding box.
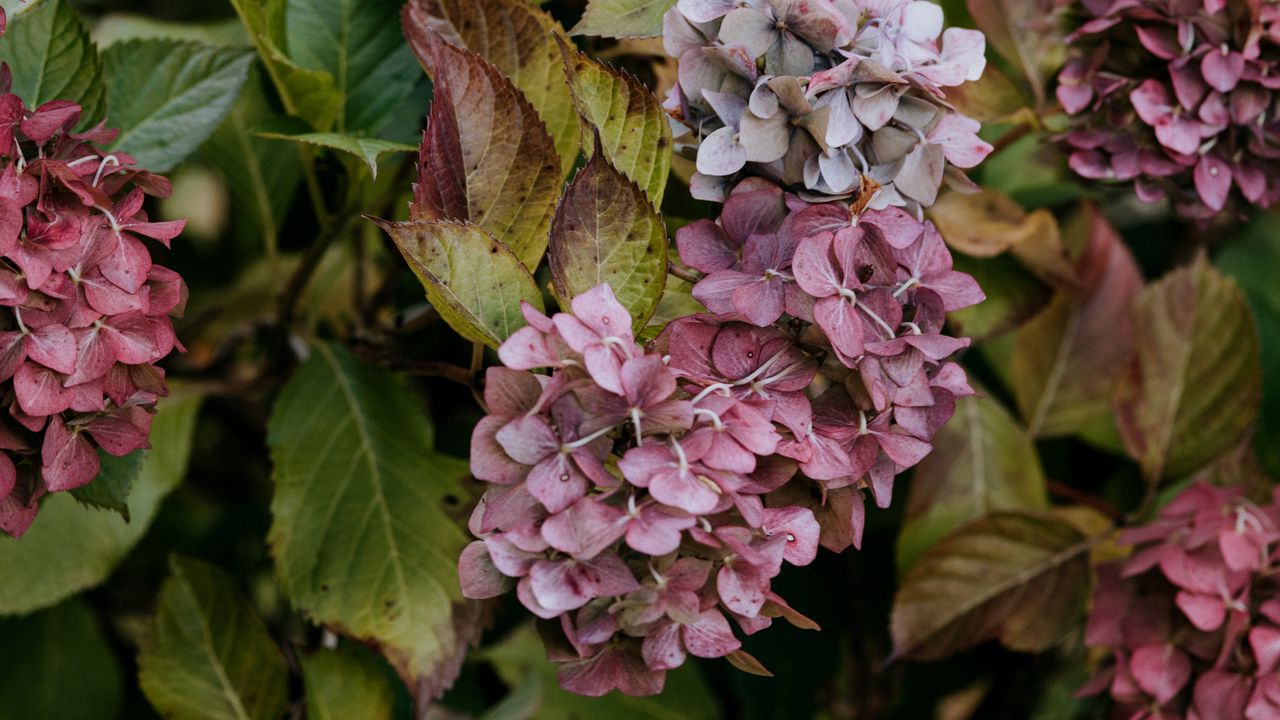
[664,0,991,210]
[1058,0,1280,218]
[460,175,981,696]
[1081,482,1280,718]
[0,28,187,537]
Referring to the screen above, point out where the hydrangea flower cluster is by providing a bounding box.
[1080,482,1280,718]
[0,23,187,537]
[663,0,992,210]
[1057,0,1280,218]
[460,180,982,696]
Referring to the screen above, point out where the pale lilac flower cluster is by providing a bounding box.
[664,0,992,211]
[0,21,187,538]
[1058,0,1280,218]
[1081,482,1280,718]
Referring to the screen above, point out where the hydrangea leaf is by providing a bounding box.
[404,26,562,270]
[0,0,106,128]
[481,624,719,720]
[0,600,123,720]
[103,39,252,172]
[1115,255,1262,481]
[69,449,143,521]
[891,511,1091,660]
[929,188,1075,288]
[0,393,202,616]
[1012,205,1143,438]
[267,344,473,696]
[549,150,667,329]
[1218,212,1280,476]
[282,0,418,133]
[201,66,303,255]
[138,556,289,720]
[948,253,1051,341]
[966,0,1063,104]
[404,0,581,175]
[569,0,676,38]
[375,219,544,348]
[896,396,1049,572]
[301,645,395,720]
[559,39,671,204]
[228,0,341,131]
[257,130,415,179]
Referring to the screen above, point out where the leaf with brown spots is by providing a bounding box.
[548,150,667,328]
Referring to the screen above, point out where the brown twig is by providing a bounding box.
[988,123,1034,158]
[667,261,703,284]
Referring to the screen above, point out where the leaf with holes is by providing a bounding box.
[404,0,580,175]
[1114,255,1262,481]
[891,512,1091,661]
[0,0,105,127]
[228,0,341,131]
[282,0,418,133]
[268,344,473,696]
[257,130,415,178]
[0,394,202,615]
[570,0,675,38]
[374,219,544,348]
[404,25,562,270]
[559,39,671,204]
[103,39,252,172]
[1012,205,1142,438]
[549,150,667,328]
[138,556,288,720]
[896,395,1048,572]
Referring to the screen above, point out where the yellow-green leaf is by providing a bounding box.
[559,39,671,205]
[228,0,340,130]
[301,645,395,720]
[570,0,675,39]
[375,218,544,348]
[549,151,667,328]
[1114,255,1262,481]
[404,0,580,175]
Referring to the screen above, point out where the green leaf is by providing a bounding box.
[948,253,1050,341]
[0,0,105,127]
[138,556,289,720]
[375,218,545,348]
[896,396,1049,572]
[228,0,341,131]
[258,130,414,178]
[1011,205,1143,438]
[70,449,143,520]
[1217,212,1280,477]
[301,645,395,720]
[482,624,719,720]
[282,0,418,133]
[0,600,123,720]
[891,512,1091,661]
[103,39,252,172]
[549,150,667,329]
[404,28,562,269]
[268,344,473,695]
[1114,254,1262,481]
[405,0,581,176]
[965,0,1063,105]
[559,39,671,204]
[0,394,202,615]
[200,65,303,254]
[570,0,675,38]
[92,13,248,48]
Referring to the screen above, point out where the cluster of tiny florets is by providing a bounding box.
[663,0,992,210]
[1081,482,1280,718]
[1057,0,1280,218]
[0,34,187,537]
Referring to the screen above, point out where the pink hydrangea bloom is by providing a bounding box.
[664,0,991,210]
[1058,0,1280,218]
[1080,482,1280,717]
[0,10,186,537]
